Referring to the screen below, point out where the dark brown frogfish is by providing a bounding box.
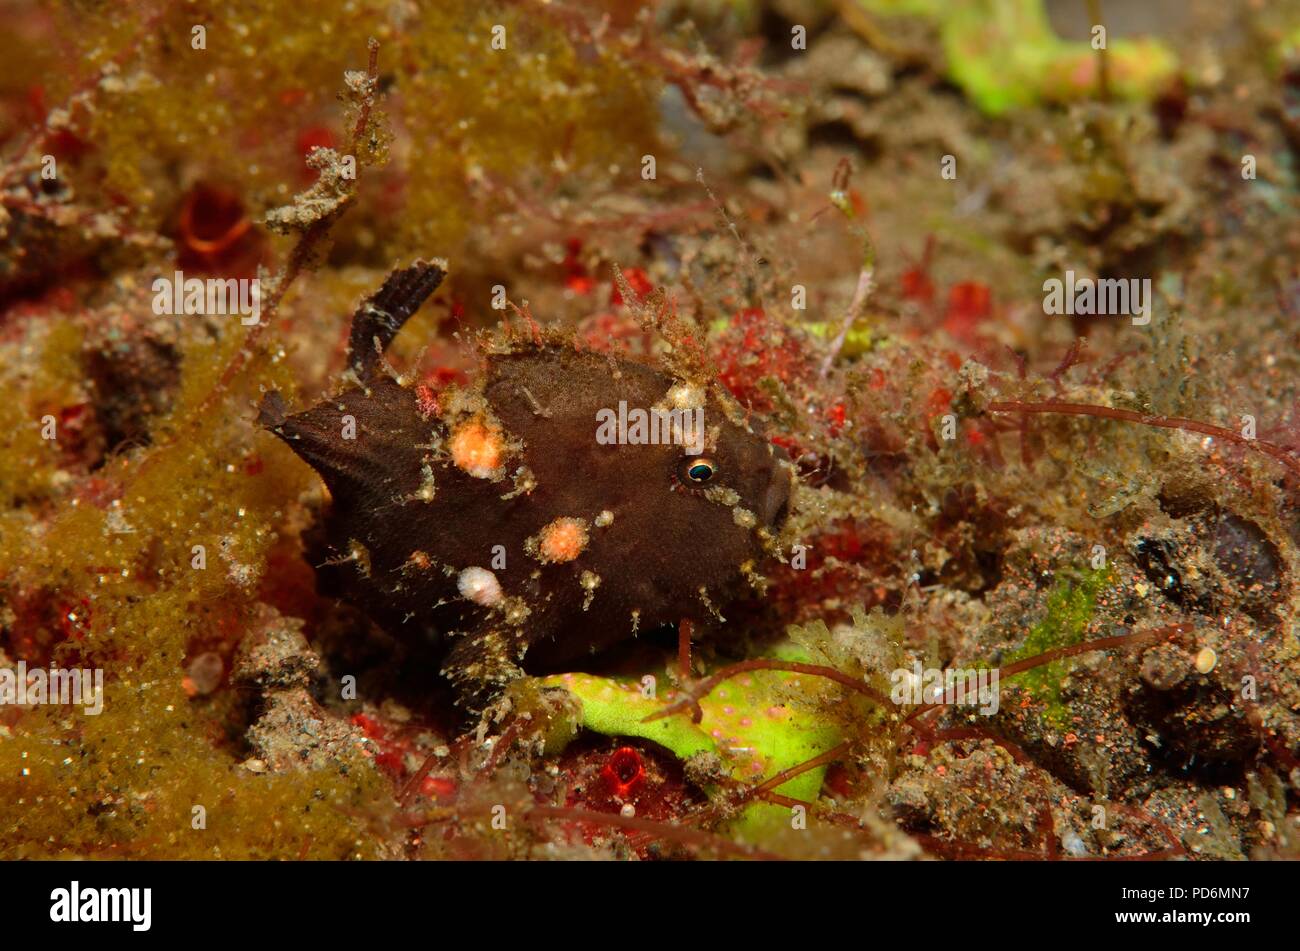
[259,261,795,709]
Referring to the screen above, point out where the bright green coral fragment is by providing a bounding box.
[538,672,716,759]
[861,0,1179,115]
[540,650,843,839]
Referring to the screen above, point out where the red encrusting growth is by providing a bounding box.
[714,307,813,412]
[175,181,263,275]
[601,746,645,799]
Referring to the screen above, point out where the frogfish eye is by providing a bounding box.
[682,457,717,484]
